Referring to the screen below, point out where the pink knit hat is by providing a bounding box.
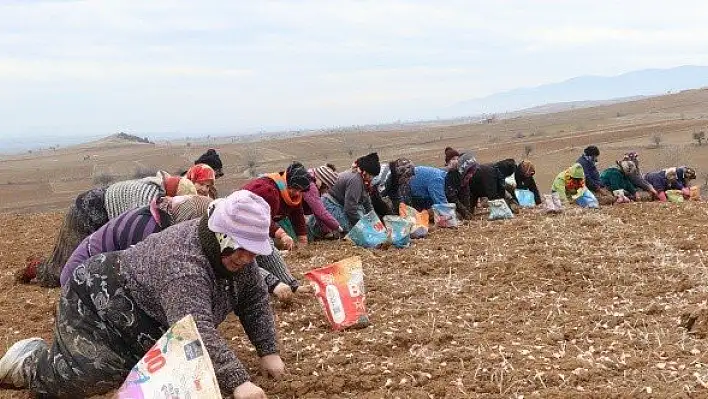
[207,190,272,256]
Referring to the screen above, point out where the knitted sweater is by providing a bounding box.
[327,171,373,227]
[302,181,341,232]
[61,205,167,287]
[119,218,277,393]
[242,177,308,237]
[104,178,164,220]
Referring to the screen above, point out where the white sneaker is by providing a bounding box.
[0,337,46,388]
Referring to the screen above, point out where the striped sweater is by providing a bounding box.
[104,179,164,220]
[60,206,165,286]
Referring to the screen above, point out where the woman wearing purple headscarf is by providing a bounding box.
[0,191,285,399]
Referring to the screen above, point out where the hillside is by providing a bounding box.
[2,87,708,214]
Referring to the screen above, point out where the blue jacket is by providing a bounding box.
[409,166,448,205]
[577,155,604,191]
[645,167,689,191]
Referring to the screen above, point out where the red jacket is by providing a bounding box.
[242,177,307,237]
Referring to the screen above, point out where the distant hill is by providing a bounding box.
[99,132,153,144]
[504,95,651,117]
[444,65,708,117]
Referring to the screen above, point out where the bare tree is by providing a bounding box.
[244,145,259,177]
[651,135,662,148]
[693,131,706,146]
[658,145,685,168]
[341,134,355,157]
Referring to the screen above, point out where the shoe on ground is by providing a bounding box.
[0,337,46,388]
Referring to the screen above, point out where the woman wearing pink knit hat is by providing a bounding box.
[1,190,284,399]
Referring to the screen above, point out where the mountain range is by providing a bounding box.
[444,65,708,117]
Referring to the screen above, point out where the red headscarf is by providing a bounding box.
[186,164,216,184]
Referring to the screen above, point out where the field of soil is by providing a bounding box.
[2,203,708,398]
[2,89,708,398]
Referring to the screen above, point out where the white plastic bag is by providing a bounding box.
[488,199,514,220]
[432,203,460,228]
[544,193,563,214]
[116,315,221,399]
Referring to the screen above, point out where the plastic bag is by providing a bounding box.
[399,203,429,238]
[488,199,514,220]
[304,256,369,331]
[690,185,702,201]
[346,211,388,248]
[116,315,221,399]
[383,215,412,248]
[612,189,630,204]
[544,193,563,214]
[515,189,536,208]
[576,189,599,208]
[432,203,460,228]
[612,189,626,198]
[666,189,685,203]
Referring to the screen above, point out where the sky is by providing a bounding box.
[2,0,708,140]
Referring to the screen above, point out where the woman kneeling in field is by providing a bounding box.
[22,172,197,287]
[645,166,696,202]
[0,191,285,399]
[551,163,586,204]
[322,152,381,232]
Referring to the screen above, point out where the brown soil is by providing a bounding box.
[2,202,708,398]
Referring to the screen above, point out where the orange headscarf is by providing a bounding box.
[186,164,216,184]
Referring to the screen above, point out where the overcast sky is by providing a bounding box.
[2,0,708,138]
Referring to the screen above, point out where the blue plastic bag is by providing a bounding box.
[515,189,536,208]
[383,216,412,248]
[488,199,514,220]
[346,211,388,248]
[576,189,599,208]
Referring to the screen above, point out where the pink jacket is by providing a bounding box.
[302,181,341,232]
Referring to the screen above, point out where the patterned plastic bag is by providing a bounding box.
[515,189,536,208]
[399,203,429,238]
[345,211,388,248]
[432,203,460,228]
[305,257,369,331]
[544,193,563,214]
[383,215,412,248]
[488,199,514,220]
[116,315,221,399]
